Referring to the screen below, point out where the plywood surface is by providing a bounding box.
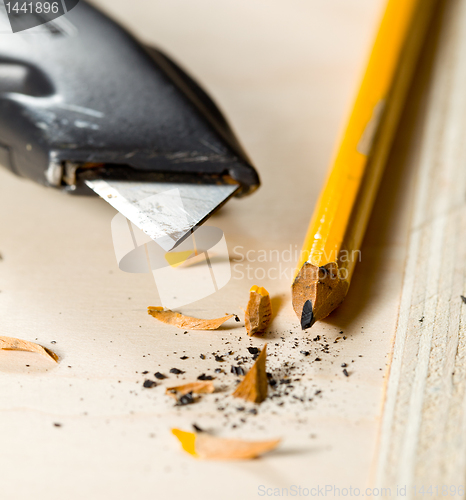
[0,1,428,498]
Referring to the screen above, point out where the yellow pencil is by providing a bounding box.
[292,0,438,329]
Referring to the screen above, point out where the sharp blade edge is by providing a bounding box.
[85,179,239,251]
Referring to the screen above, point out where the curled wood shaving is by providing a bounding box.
[0,336,58,362]
[233,344,268,403]
[166,380,215,398]
[172,428,280,460]
[245,286,273,336]
[148,307,233,330]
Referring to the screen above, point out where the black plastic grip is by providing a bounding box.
[0,1,260,195]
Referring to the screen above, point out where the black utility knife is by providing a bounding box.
[0,0,259,249]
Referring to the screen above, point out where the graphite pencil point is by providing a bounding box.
[301,300,315,330]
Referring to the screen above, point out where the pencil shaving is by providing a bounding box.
[245,286,272,336]
[172,428,280,460]
[0,336,58,362]
[148,307,233,330]
[166,380,214,398]
[233,344,268,403]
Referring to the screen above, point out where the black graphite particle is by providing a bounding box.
[214,368,223,373]
[200,354,206,360]
[142,370,149,374]
[269,379,277,387]
[315,358,321,362]
[192,423,204,433]
[247,347,259,355]
[343,369,349,377]
[215,355,225,362]
[154,372,167,380]
[300,351,310,356]
[279,378,291,385]
[170,368,185,375]
[143,380,157,388]
[231,365,246,376]
[197,374,214,381]
[180,356,188,360]
[234,316,240,322]
[341,363,347,368]
[176,392,194,406]
[53,423,62,427]
[461,296,466,304]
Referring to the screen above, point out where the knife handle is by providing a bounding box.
[0,1,259,196]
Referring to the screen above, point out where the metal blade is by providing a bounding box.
[85,179,239,251]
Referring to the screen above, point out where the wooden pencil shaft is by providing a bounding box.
[340,0,439,283]
[295,0,433,278]
[292,0,439,326]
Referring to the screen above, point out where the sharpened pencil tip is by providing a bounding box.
[301,300,315,330]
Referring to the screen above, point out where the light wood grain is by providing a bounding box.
[375,0,466,492]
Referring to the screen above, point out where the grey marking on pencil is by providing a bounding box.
[357,99,386,156]
[301,300,315,330]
